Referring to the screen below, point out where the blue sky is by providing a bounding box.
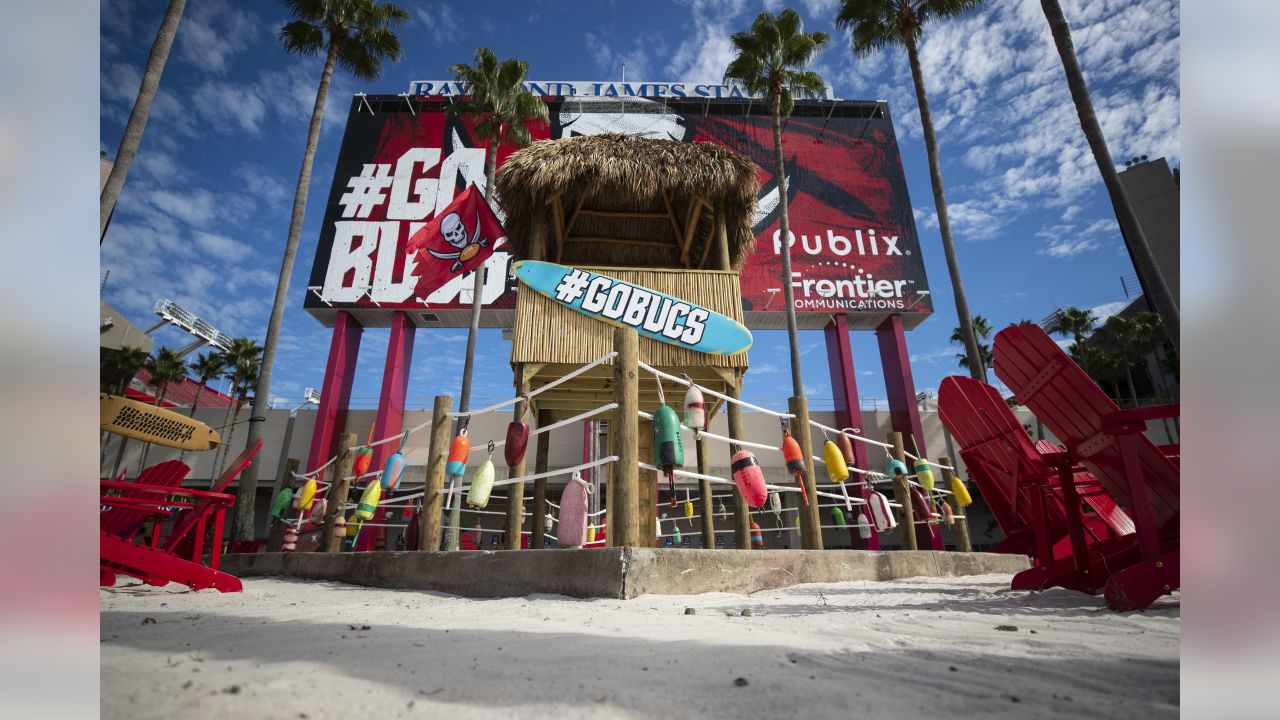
[100,0,1180,412]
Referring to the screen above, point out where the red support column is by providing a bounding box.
[306,311,363,476]
[875,314,942,550]
[824,314,877,550]
[357,311,417,552]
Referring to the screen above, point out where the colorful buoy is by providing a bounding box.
[269,487,293,519]
[683,490,695,519]
[780,427,809,506]
[504,421,529,468]
[672,525,682,545]
[683,384,706,430]
[941,500,955,526]
[558,472,589,548]
[913,458,935,494]
[832,506,847,529]
[950,476,973,507]
[345,514,358,537]
[730,449,768,508]
[586,525,596,544]
[750,521,764,549]
[332,514,346,539]
[382,450,406,491]
[823,440,849,483]
[353,446,373,478]
[868,491,896,532]
[356,481,381,521]
[856,512,873,540]
[467,456,496,508]
[294,476,317,511]
[910,486,933,524]
[837,433,856,465]
[446,428,470,480]
[652,404,684,506]
[885,457,908,477]
[308,497,328,525]
[282,527,298,553]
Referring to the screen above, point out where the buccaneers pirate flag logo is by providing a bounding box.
[405,185,506,298]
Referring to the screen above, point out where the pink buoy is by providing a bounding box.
[557,472,590,548]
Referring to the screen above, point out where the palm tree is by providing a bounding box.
[725,9,829,398]
[100,0,186,241]
[187,351,227,419]
[148,347,187,407]
[102,345,150,395]
[137,347,188,470]
[1039,0,1179,349]
[237,0,409,541]
[213,337,263,483]
[836,0,987,382]
[951,315,992,373]
[1071,340,1122,400]
[447,47,549,413]
[1093,315,1144,403]
[1045,305,1096,348]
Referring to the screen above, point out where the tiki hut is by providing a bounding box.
[495,133,759,270]
[495,133,758,422]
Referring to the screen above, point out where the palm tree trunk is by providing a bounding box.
[1123,364,1138,405]
[100,0,186,241]
[179,381,206,463]
[772,93,805,398]
[236,41,340,542]
[457,138,499,415]
[904,35,986,382]
[1040,0,1179,348]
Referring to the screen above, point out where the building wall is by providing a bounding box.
[1118,157,1180,307]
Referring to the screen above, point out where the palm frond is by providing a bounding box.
[279,20,325,56]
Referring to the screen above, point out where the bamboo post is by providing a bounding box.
[320,433,357,553]
[695,434,715,548]
[889,431,917,550]
[727,379,751,549]
[530,409,551,549]
[788,396,823,550]
[503,374,530,550]
[715,205,731,271]
[266,458,298,552]
[940,456,972,552]
[419,395,452,552]
[612,327,640,547]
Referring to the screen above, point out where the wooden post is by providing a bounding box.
[503,374,530,550]
[940,456,972,552]
[266,458,299,552]
[789,396,823,550]
[889,431,917,550]
[320,433,357,553]
[727,379,751,549]
[530,409,551,549]
[612,327,640,547]
[715,206,732,271]
[639,420,656,547]
[694,434,715,547]
[419,395,452,552]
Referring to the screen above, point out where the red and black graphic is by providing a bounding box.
[306,95,929,329]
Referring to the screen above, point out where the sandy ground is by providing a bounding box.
[101,574,1178,719]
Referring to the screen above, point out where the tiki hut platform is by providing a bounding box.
[495,133,759,422]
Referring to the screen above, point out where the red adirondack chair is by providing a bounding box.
[993,324,1179,611]
[100,441,263,592]
[101,460,190,544]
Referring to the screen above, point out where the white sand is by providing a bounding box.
[101,574,1178,719]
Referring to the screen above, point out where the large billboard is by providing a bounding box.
[305,86,931,330]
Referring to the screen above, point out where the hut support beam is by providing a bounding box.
[531,409,552,549]
[320,434,356,553]
[611,327,641,547]
[695,435,715,548]
[715,205,731,271]
[660,191,682,249]
[549,195,567,266]
[680,198,707,267]
[418,395,452,552]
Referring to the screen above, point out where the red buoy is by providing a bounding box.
[504,421,529,468]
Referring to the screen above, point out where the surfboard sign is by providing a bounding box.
[100,394,222,451]
[513,260,752,355]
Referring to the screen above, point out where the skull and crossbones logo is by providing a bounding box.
[428,211,489,272]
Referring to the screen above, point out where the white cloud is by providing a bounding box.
[147,187,217,225]
[176,0,262,75]
[665,0,751,83]
[192,80,269,134]
[1040,237,1100,258]
[1090,300,1129,324]
[194,232,252,262]
[413,3,462,48]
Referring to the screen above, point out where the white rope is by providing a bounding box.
[809,419,955,470]
[452,351,618,419]
[638,362,794,418]
[452,456,619,493]
[486,403,618,448]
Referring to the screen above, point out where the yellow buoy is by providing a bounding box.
[950,476,973,507]
[586,525,596,543]
[823,440,849,483]
[683,490,695,519]
[356,481,381,520]
[295,477,317,511]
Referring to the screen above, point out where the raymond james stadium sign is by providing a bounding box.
[408,79,836,101]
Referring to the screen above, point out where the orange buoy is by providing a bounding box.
[780,427,809,507]
[837,433,856,465]
[750,521,764,549]
[446,428,470,480]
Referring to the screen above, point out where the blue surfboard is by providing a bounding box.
[513,260,753,355]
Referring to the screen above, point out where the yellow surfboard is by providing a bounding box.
[99,394,221,450]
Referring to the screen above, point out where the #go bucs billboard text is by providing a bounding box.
[305,86,931,329]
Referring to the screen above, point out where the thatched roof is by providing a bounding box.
[496,134,759,270]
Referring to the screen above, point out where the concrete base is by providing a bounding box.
[224,549,1030,599]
